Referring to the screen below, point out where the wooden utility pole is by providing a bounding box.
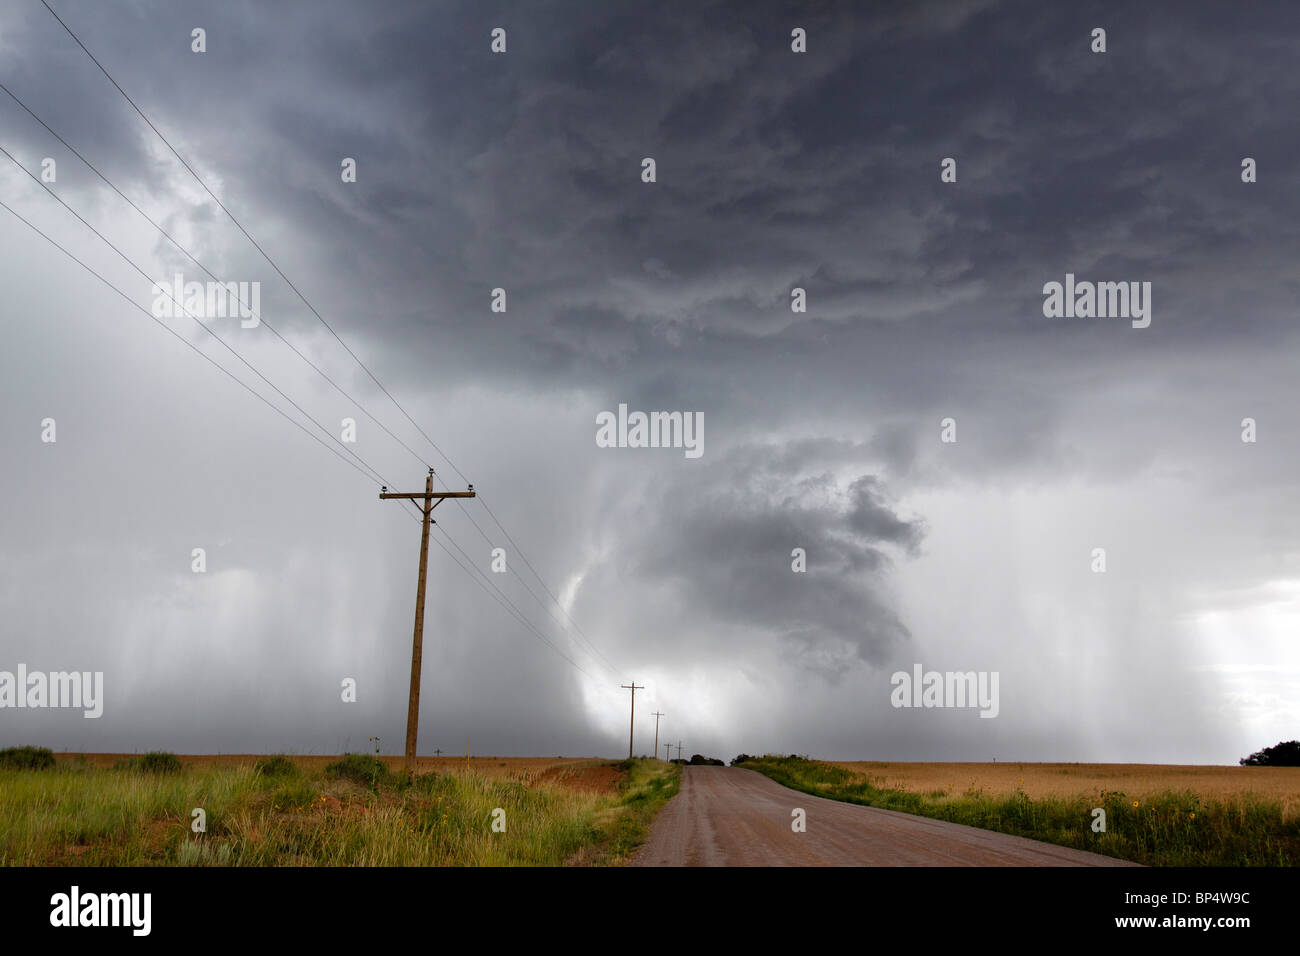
[676,741,682,760]
[663,742,671,761]
[380,469,476,775]
[621,682,643,759]
[651,711,664,761]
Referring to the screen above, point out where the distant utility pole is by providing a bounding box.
[621,682,644,759]
[663,742,671,761]
[651,711,664,761]
[676,741,682,760]
[380,469,476,774]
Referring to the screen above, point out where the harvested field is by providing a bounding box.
[829,762,1300,820]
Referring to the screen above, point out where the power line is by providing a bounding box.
[0,142,391,490]
[0,74,618,679]
[368,484,604,681]
[431,524,605,681]
[448,504,621,676]
[39,0,461,475]
[431,538,603,683]
[478,495,619,671]
[39,0,627,680]
[380,473,477,773]
[0,197,379,488]
[621,682,644,760]
[0,176,595,682]
[0,78,434,474]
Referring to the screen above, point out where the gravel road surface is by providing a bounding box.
[633,766,1140,866]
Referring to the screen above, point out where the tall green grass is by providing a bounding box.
[0,756,679,867]
[595,758,681,860]
[737,755,1300,866]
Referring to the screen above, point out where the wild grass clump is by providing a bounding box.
[271,780,320,812]
[326,753,391,789]
[253,755,300,779]
[139,751,183,774]
[0,746,55,770]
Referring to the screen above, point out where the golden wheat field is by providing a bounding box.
[830,761,1300,820]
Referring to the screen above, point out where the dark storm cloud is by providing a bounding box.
[14,0,1296,396]
[3,0,1299,761]
[626,442,925,675]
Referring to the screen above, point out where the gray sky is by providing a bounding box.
[1,0,1297,764]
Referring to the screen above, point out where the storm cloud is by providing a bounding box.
[1,0,1297,763]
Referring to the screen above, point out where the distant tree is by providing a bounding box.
[1240,740,1300,766]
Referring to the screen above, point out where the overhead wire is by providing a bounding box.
[0,164,601,679]
[36,0,629,681]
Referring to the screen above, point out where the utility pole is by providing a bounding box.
[676,741,682,761]
[663,742,671,761]
[380,469,476,775]
[621,682,644,759]
[651,711,664,761]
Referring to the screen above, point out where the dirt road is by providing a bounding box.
[634,766,1139,866]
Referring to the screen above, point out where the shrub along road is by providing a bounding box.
[633,766,1139,866]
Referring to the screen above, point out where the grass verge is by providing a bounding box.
[0,753,679,866]
[574,758,681,865]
